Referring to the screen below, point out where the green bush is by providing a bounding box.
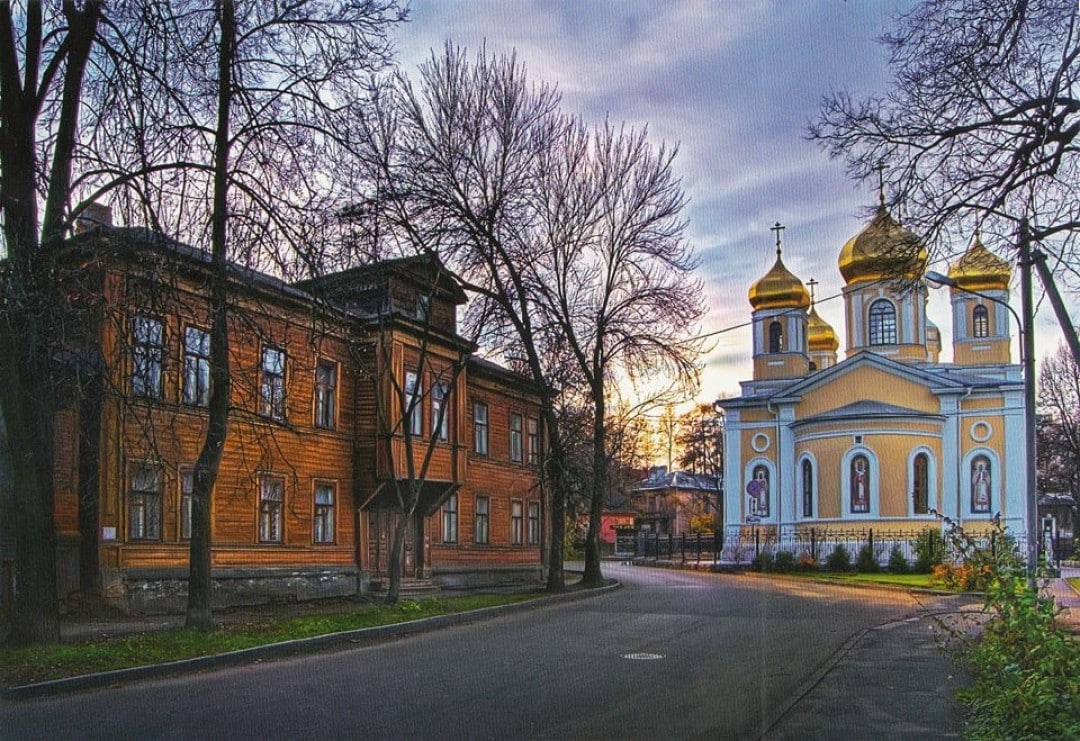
[939,518,1080,738]
[825,543,851,572]
[750,551,775,572]
[855,544,881,573]
[773,550,796,573]
[913,529,945,573]
[887,545,909,574]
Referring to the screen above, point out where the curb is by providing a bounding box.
[2,580,620,701]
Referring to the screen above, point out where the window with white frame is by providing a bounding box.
[475,495,489,544]
[527,417,539,464]
[801,459,813,518]
[913,453,930,515]
[431,379,449,441]
[314,482,335,543]
[261,347,286,420]
[511,500,524,545]
[259,475,284,543]
[132,315,164,398]
[129,465,162,540]
[473,402,489,456]
[180,468,194,540]
[405,371,422,436]
[527,501,541,545]
[509,413,523,463]
[183,326,211,406]
[314,360,337,429]
[868,300,897,345]
[973,305,989,338]
[442,493,458,543]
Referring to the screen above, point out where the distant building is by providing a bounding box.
[719,206,1027,555]
[36,216,545,613]
[633,466,722,537]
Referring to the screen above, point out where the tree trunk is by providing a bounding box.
[385,510,410,604]
[186,0,234,631]
[543,405,567,592]
[582,386,606,587]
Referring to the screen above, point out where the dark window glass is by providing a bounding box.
[183,326,211,406]
[261,347,286,420]
[129,466,162,540]
[475,495,489,544]
[315,360,337,429]
[768,320,783,353]
[973,305,989,338]
[868,300,897,345]
[133,316,164,398]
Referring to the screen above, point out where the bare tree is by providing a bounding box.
[530,121,706,587]
[0,0,404,639]
[1038,344,1080,498]
[0,0,105,645]
[356,46,582,591]
[810,0,1079,278]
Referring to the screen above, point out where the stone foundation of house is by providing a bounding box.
[432,564,544,591]
[101,566,361,615]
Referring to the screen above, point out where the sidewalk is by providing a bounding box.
[1051,565,1080,632]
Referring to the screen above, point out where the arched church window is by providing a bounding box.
[971,455,991,514]
[850,454,870,513]
[801,459,813,518]
[768,320,783,353]
[973,305,989,338]
[868,300,897,345]
[913,453,929,515]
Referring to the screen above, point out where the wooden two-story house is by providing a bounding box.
[46,216,546,612]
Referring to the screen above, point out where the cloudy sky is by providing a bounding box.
[390,0,1060,404]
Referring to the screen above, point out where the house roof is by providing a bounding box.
[792,400,944,427]
[634,470,721,493]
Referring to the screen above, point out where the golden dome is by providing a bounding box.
[748,255,811,311]
[838,206,928,284]
[807,305,838,352]
[947,234,1011,292]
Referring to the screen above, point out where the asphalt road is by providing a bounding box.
[0,563,966,739]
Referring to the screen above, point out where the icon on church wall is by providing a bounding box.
[850,455,870,513]
[971,455,991,513]
[745,465,769,521]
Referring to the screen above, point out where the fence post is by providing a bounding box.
[668,533,674,560]
[754,527,760,558]
[680,534,686,564]
[811,528,817,562]
[696,532,702,564]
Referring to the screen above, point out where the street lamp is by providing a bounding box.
[925,243,1038,586]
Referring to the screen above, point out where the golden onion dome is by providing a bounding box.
[838,205,928,285]
[748,255,811,311]
[947,233,1011,292]
[807,304,839,353]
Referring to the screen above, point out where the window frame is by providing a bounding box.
[179,467,194,541]
[527,417,540,465]
[972,304,990,338]
[474,495,490,545]
[511,499,524,545]
[527,501,541,545]
[314,358,338,430]
[801,458,814,518]
[868,299,898,345]
[258,474,285,543]
[260,346,287,420]
[509,413,523,463]
[182,325,211,407]
[913,452,930,515]
[431,378,449,441]
[404,370,422,437]
[313,480,336,544]
[442,493,458,544]
[473,402,489,456]
[768,320,783,353]
[132,314,165,399]
[129,464,162,541]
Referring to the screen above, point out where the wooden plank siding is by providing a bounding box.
[49,235,544,605]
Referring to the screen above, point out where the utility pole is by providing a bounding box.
[1019,219,1038,587]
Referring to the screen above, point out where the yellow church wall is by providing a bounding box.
[796,366,939,418]
[961,396,1004,411]
[740,409,775,424]
[796,425,943,519]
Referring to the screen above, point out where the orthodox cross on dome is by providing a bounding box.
[770,221,785,258]
[807,277,818,304]
[875,161,886,207]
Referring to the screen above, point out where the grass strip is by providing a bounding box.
[768,571,938,589]
[0,594,536,687]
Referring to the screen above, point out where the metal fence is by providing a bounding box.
[623,527,1013,568]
